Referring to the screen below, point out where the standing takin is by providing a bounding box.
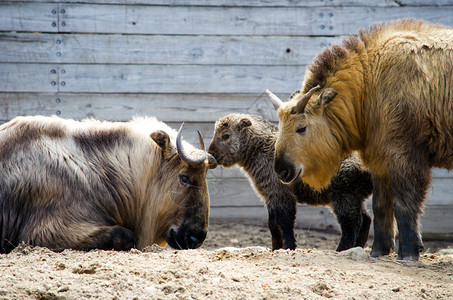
[268,19,453,261]
[208,113,372,251]
[0,115,217,253]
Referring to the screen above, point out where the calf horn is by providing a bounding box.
[266,89,284,111]
[197,129,217,169]
[176,123,207,165]
[294,85,321,114]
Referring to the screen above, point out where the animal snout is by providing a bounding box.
[166,226,207,250]
[274,157,296,183]
[185,232,202,249]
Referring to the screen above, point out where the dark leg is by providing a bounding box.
[268,208,283,250]
[279,204,297,250]
[392,171,428,261]
[267,197,297,250]
[331,200,362,251]
[355,205,372,248]
[370,175,395,257]
[76,225,135,251]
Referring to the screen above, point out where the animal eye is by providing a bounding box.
[221,134,230,140]
[179,175,191,186]
[296,127,306,134]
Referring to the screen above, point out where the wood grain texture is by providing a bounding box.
[0,92,280,122]
[54,64,304,94]
[0,63,305,94]
[54,4,453,35]
[3,0,400,7]
[210,204,453,235]
[0,64,59,93]
[0,32,341,65]
[0,3,58,32]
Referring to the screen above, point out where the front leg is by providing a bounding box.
[267,196,297,250]
[370,175,395,257]
[75,225,135,251]
[268,209,283,250]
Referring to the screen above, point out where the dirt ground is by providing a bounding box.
[0,221,452,300]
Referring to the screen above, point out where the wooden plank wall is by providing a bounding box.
[1,0,452,236]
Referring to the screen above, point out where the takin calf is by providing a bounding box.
[208,113,372,251]
[0,115,216,253]
[269,19,453,260]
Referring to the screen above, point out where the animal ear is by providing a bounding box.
[320,88,337,105]
[150,130,171,151]
[207,153,218,169]
[239,118,252,130]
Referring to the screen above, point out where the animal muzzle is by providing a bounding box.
[274,156,298,184]
[166,225,207,250]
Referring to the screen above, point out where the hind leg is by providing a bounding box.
[76,225,135,251]
[354,205,371,248]
[331,198,363,251]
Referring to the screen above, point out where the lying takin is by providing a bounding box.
[208,113,372,251]
[268,19,453,261]
[0,115,217,253]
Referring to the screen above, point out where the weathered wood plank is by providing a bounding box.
[209,205,341,234]
[0,32,340,65]
[397,0,453,5]
[210,204,453,235]
[0,3,58,32]
[208,177,452,209]
[55,64,304,94]
[426,178,453,205]
[432,168,453,178]
[3,0,400,7]
[211,166,453,181]
[55,4,453,35]
[0,92,280,122]
[0,64,59,93]
[208,178,265,207]
[0,63,304,94]
[2,2,451,36]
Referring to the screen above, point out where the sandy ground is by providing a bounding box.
[0,221,452,300]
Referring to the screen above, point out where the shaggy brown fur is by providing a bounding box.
[0,115,215,253]
[273,19,453,261]
[208,113,372,251]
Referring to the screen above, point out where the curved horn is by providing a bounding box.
[176,123,207,165]
[266,89,284,111]
[197,130,218,168]
[197,130,205,151]
[294,85,321,114]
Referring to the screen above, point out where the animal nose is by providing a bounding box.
[274,157,296,183]
[166,227,206,250]
[185,233,200,249]
[278,169,290,182]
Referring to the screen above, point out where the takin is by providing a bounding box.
[0,115,217,253]
[208,113,372,251]
[267,19,453,261]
